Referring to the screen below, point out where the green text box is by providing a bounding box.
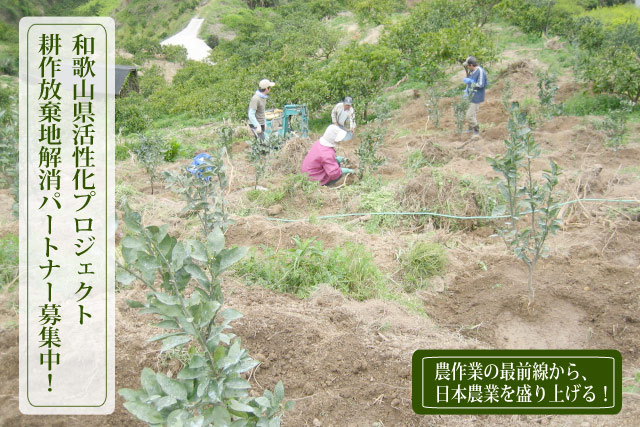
[412,350,621,414]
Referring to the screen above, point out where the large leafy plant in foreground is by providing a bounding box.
[117,202,290,426]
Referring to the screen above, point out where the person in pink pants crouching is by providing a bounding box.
[301,124,354,186]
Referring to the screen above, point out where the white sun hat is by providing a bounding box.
[259,79,276,89]
[319,124,347,148]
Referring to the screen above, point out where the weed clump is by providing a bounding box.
[269,137,311,175]
[398,241,447,292]
[237,237,385,301]
[397,169,496,231]
[246,174,323,209]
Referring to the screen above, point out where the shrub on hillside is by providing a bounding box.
[116,94,152,135]
[580,44,640,103]
[351,0,402,25]
[382,0,496,78]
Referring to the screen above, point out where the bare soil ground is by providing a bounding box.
[1,59,639,426]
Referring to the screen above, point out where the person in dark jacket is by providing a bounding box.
[462,56,488,139]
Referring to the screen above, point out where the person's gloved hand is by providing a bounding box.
[463,77,474,84]
[336,156,345,164]
[254,126,262,134]
[341,167,355,174]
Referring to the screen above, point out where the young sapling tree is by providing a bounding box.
[164,147,232,235]
[487,103,562,306]
[425,86,442,129]
[355,126,386,179]
[247,133,285,189]
[501,81,513,114]
[132,134,167,194]
[536,70,559,118]
[216,122,234,156]
[598,99,634,151]
[452,94,471,134]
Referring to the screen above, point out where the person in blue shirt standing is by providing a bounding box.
[462,56,488,139]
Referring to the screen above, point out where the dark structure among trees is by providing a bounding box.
[115,65,138,97]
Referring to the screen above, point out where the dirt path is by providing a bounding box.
[160,17,211,61]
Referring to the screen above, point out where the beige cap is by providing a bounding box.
[319,124,347,147]
[259,79,276,89]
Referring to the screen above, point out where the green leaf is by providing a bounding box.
[121,246,139,265]
[219,333,232,345]
[118,387,146,402]
[152,302,183,318]
[141,367,162,395]
[235,357,259,373]
[135,254,162,283]
[220,308,243,322]
[254,396,270,408]
[207,405,231,426]
[172,242,188,270]
[218,247,249,273]
[284,400,295,411]
[122,236,146,249]
[156,320,180,329]
[186,415,205,427]
[207,228,225,254]
[187,240,208,262]
[227,340,242,362]
[184,263,210,287]
[149,332,184,343]
[155,292,179,305]
[225,378,251,389]
[167,408,189,427]
[159,234,177,257]
[123,401,164,424]
[176,315,199,336]
[274,381,285,404]
[123,204,143,233]
[125,298,144,308]
[155,224,170,243]
[117,270,137,286]
[155,395,177,411]
[161,335,192,352]
[198,300,221,327]
[197,377,210,398]
[177,367,206,380]
[189,355,207,369]
[157,373,188,401]
[228,399,257,414]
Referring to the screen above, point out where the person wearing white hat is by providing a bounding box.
[301,124,355,186]
[248,78,276,140]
